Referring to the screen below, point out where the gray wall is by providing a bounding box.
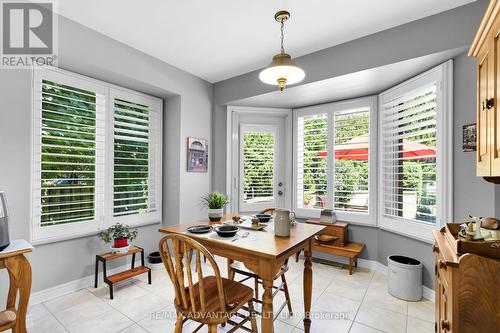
[211,0,500,289]
[0,14,212,300]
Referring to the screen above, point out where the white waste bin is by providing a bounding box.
[387,255,422,301]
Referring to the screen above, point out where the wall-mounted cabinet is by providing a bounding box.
[469,0,500,182]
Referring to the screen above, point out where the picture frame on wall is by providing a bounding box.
[462,123,477,152]
[187,137,208,172]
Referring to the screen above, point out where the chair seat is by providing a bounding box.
[179,276,254,323]
[0,309,16,329]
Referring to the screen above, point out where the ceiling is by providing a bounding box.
[231,47,467,109]
[57,0,475,83]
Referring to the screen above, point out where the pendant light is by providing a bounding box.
[259,10,305,91]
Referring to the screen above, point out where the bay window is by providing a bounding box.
[294,97,377,224]
[378,61,452,242]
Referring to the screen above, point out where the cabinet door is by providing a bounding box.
[493,27,500,174]
[477,44,491,176]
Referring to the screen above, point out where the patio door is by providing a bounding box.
[228,109,290,214]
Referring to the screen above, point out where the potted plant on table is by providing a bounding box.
[200,192,229,221]
[99,223,138,253]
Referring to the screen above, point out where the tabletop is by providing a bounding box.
[159,215,325,260]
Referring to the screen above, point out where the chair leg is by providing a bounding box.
[254,277,259,299]
[174,313,183,333]
[208,324,217,333]
[282,274,293,315]
[248,300,258,333]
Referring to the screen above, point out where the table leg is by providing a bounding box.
[349,257,353,275]
[303,240,313,333]
[5,255,32,333]
[262,278,274,333]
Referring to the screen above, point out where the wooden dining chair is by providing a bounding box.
[228,207,293,321]
[159,234,258,333]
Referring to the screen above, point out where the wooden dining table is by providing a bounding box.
[159,216,325,333]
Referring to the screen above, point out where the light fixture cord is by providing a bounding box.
[280,19,285,53]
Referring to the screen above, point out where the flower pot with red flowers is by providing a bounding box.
[99,223,138,253]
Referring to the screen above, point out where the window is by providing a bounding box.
[294,97,377,224]
[378,61,452,242]
[32,67,162,244]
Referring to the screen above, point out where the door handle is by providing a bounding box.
[483,98,494,110]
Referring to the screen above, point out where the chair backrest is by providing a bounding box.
[159,234,226,316]
[259,207,276,215]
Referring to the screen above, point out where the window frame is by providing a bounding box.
[378,61,453,243]
[31,66,163,245]
[293,96,378,225]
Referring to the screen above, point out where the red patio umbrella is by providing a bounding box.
[315,134,436,160]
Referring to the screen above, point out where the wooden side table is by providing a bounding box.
[94,246,151,299]
[296,220,365,275]
[0,240,33,333]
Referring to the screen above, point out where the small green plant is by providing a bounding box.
[99,223,138,243]
[200,192,229,209]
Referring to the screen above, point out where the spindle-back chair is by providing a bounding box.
[159,234,258,333]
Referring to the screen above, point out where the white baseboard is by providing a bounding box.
[30,261,142,305]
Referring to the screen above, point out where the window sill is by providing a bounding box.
[31,220,161,246]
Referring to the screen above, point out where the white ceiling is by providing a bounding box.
[57,0,475,83]
[231,47,467,109]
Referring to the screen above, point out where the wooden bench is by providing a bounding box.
[94,246,151,299]
[296,220,365,275]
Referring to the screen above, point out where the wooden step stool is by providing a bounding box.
[94,246,151,299]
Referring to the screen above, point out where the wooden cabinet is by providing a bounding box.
[432,229,500,333]
[469,0,500,181]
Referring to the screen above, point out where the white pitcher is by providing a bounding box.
[274,209,295,237]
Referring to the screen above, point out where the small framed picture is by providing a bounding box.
[462,123,477,152]
[187,137,208,172]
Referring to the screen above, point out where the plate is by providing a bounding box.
[224,220,266,230]
[187,225,214,234]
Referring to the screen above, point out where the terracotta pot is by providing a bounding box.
[114,238,128,248]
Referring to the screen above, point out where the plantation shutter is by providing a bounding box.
[381,83,438,224]
[111,90,162,223]
[333,108,370,212]
[296,113,328,209]
[32,72,106,241]
[240,127,276,210]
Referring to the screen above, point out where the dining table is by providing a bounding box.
[158,215,325,333]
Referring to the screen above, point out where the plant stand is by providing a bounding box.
[94,246,151,299]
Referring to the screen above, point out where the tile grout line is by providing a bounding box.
[40,301,71,333]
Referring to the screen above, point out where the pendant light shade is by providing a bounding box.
[259,53,305,91]
[259,11,305,91]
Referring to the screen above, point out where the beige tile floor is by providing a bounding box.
[21,258,434,333]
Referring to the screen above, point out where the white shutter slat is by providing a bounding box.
[38,79,99,227]
[297,113,328,209]
[242,131,275,205]
[381,83,438,224]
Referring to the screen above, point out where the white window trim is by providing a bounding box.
[31,66,163,245]
[377,61,453,243]
[293,96,378,225]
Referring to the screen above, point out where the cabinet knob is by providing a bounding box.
[438,260,447,270]
[441,319,450,331]
[432,244,439,253]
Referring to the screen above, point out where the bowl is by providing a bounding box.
[255,214,272,222]
[214,225,239,237]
